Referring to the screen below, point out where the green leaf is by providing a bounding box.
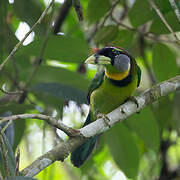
[125,107,160,152]
[3,25,19,53]
[112,30,134,48]
[13,0,46,34]
[94,25,119,44]
[0,132,16,176]
[154,97,173,131]
[0,104,34,152]
[13,54,33,82]
[128,0,154,28]
[86,0,111,23]
[152,43,178,82]
[16,35,90,63]
[5,176,36,180]
[30,82,87,104]
[105,123,140,179]
[64,9,85,39]
[30,65,89,91]
[0,1,18,58]
[14,0,42,25]
[155,0,173,14]
[172,92,180,132]
[0,0,7,59]
[0,104,34,114]
[150,11,180,34]
[13,119,25,151]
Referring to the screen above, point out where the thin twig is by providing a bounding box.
[1,69,21,90]
[0,134,9,177]
[15,148,20,176]
[24,0,55,89]
[119,0,128,21]
[0,84,23,95]
[21,75,180,177]
[1,120,12,134]
[144,33,179,44]
[169,0,180,23]
[0,114,80,137]
[111,14,136,31]
[0,1,54,70]
[148,0,180,44]
[112,14,179,45]
[99,0,120,28]
[0,170,3,180]
[87,0,120,43]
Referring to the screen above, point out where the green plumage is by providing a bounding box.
[71,47,141,167]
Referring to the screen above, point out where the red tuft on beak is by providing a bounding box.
[90,48,99,54]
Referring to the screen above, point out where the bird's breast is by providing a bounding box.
[90,75,138,119]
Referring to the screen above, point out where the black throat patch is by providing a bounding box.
[106,73,132,87]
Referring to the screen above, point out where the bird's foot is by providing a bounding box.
[97,113,111,128]
[127,96,140,113]
[128,96,139,107]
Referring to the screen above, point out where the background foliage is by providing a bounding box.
[0,0,180,179]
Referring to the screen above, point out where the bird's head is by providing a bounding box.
[85,47,132,80]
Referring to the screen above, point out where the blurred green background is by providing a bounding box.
[0,0,180,179]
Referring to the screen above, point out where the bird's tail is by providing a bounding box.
[70,114,99,167]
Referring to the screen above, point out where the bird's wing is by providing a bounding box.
[87,68,105,104]
[137,65,141,87]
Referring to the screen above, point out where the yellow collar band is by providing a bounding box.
[105,69,130,81]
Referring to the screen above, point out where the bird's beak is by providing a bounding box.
[85,55,111,65]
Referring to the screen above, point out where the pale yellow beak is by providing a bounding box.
[85,55,111,65]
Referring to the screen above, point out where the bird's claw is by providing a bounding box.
[127,96,140,113]
[128,96,139,108]
[97,113,111,128]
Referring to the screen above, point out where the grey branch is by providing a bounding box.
[21,75,180,177]
[0,114,80,137]
[0,1,54,71]
[148,0,180,44]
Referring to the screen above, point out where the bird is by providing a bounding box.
[70,47,141,167]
